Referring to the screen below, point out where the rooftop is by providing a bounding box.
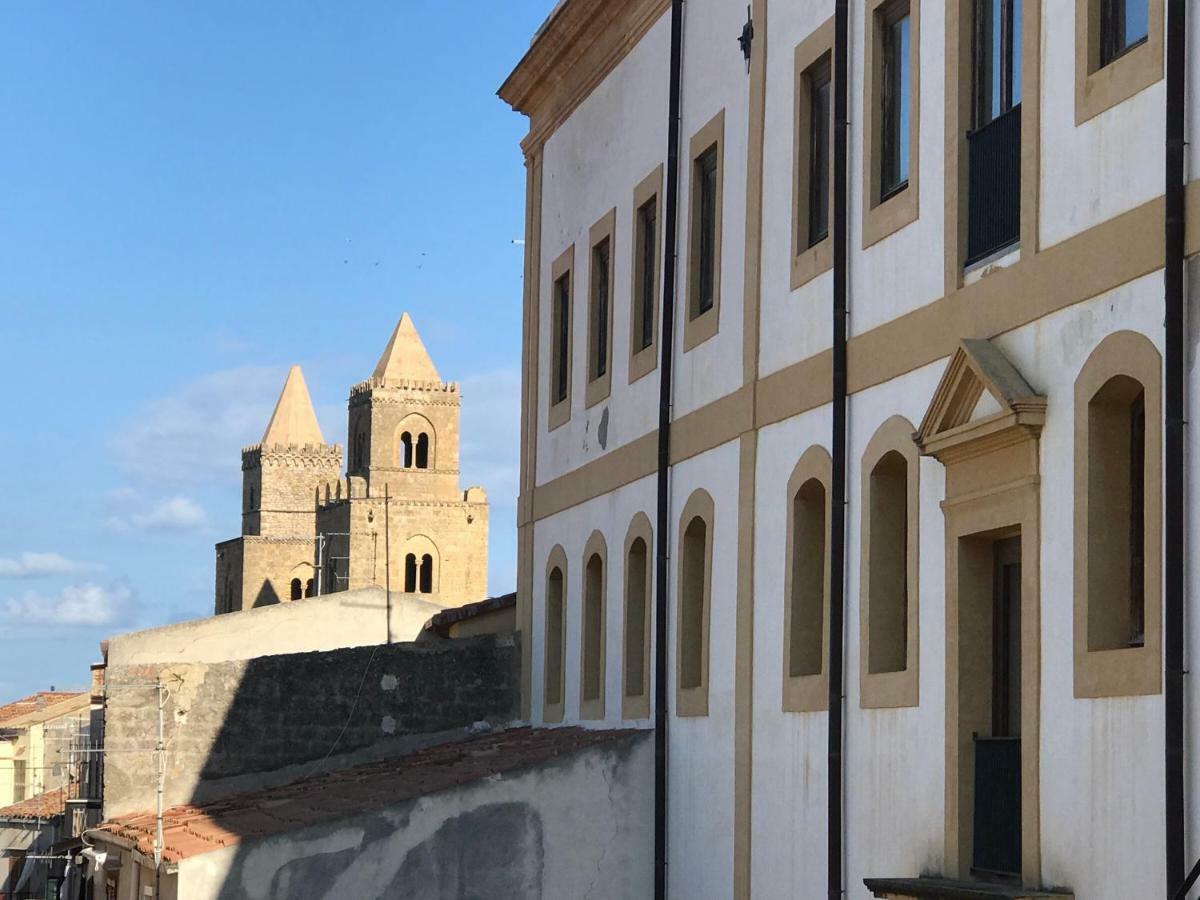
[94,726,639,864]
[0,785,74,822]
[0,692,86,726]
[423,591,516,637]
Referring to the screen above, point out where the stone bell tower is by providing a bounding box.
[214,366,342,613]
[317,313,488,605]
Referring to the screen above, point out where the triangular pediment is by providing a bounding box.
[916,339,1046,454]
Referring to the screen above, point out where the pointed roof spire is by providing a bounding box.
[371,313,441,384]
[261,366,326,446]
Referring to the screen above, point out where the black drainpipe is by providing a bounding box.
[827,1,850,898]
[1164,0,1186,896]
[655,1,685,897]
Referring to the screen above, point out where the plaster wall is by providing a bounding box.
[530,473,657,727]
[109,587,443,667]
[995,274,1166,899]
[667,0,751,418]
[175,732,653,900]
[1039,5,1164,250]
[757,3,835,379]
[843,0,947,340]
[536,13,670,485]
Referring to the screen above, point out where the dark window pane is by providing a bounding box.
[974,0,1021,126]
[696,147,718,316]
[808,60,832,247]
[881,7,911,197]
[554,273,570,403]
[638,198,657,351]
[591,238,610,379]
[1102,0,1150,67]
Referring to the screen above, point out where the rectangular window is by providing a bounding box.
[807,58,832,247]
[695,147,719,317]
[552,273,570,404]
[974,0,1022,127]
[590,238,610,380]
[12,760,26,802]
[1101,0,1149,67]
[548,243,574,429]
[635,198,657,352]
[684,111,723,350]
[880,3,911,199]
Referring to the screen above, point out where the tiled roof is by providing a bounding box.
[95,726,640,863]
[0,692,85,725]
[0,785,74,821]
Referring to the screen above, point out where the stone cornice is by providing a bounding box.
[498,0,670,153]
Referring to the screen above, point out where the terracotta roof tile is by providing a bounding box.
[0,692,85,725]
[94,726,640,862]
[0,785,75,821]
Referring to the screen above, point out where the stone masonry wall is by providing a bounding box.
[103,634,519,818]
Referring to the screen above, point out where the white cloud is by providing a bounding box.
[106,495,208,533]
[109,366,287,486]
[0,553,95,579]
[1,582,136,629]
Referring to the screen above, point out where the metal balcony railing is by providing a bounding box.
[967,104,1022,265]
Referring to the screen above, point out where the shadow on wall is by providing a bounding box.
[220,802,546,899]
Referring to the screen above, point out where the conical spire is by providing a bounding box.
[261,366,325,446]
[371,313,441,383]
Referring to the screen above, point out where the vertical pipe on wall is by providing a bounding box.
[828,1,850,898]
[655,1,686,897]
[1164,0,1187,895]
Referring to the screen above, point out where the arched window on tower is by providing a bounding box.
[289,578,302,601]
[415,433,430,469]
[404,554,417,593]
[419,554,433,593]
[305,578,315,598]
[401,432,414,469]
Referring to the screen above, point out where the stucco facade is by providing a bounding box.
[501,1,1199,898]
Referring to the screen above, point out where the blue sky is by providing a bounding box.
[0,1,550,698]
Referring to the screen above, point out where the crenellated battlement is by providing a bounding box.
[349,377,459,398]
[242,443,343,471]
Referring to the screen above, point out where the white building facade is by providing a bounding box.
[501,1,1198,897]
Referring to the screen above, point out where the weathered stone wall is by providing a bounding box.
[103,634,519,818]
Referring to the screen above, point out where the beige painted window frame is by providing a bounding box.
[859,415,921,709]
[676,489,714,717]
[585,211,616,408]
[862,0,920,248]
[623,513,654,719]
[943,0,1042,295]
[1074,0,1164,125]
[548,246,575,432]
[792,19,835,291]
[543,545,568,723]
[629,166,663,384]
[783,446,832,712]
[1073,330,1162,698]
[683,110,724,352]
[580,530,609,719]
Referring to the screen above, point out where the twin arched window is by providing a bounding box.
[289,578,302,601]
[404,553,434,593]
[400,432,431,469]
